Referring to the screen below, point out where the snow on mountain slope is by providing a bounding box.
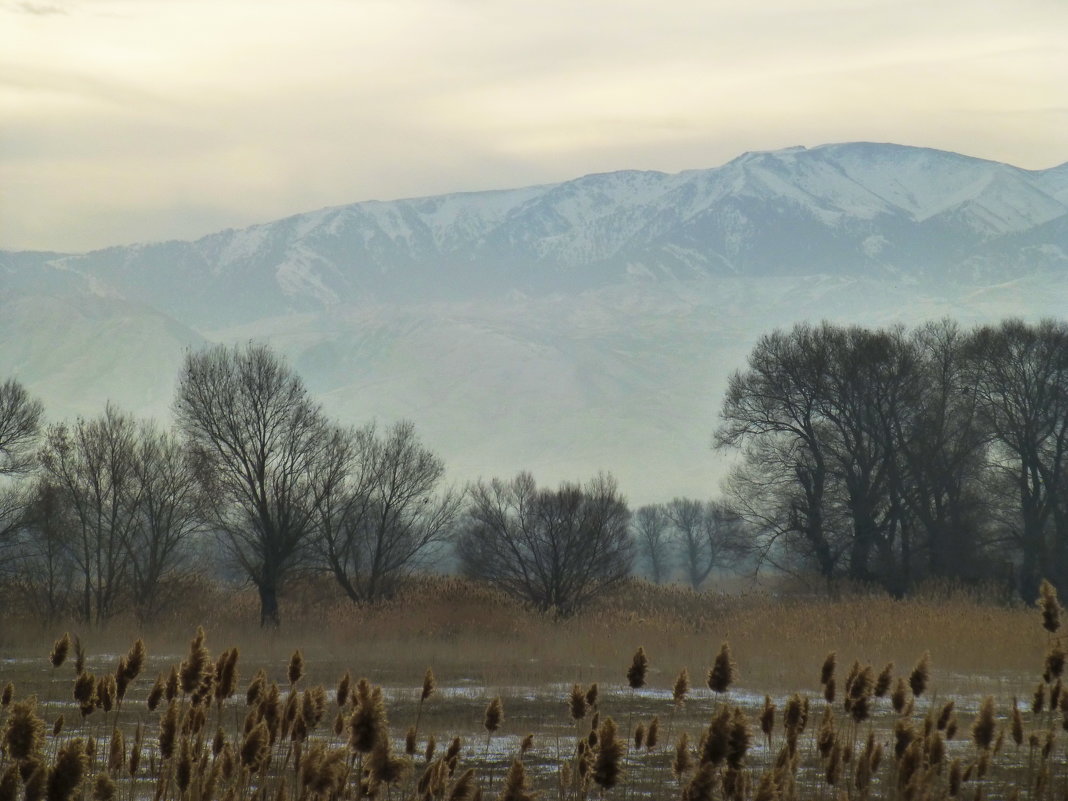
[4,143,1068,503]
[14,143,1065,326]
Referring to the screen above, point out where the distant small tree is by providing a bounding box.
[665,497,749,590]
[8,479,78,623]
[632,504,672,584]
[456,472,632,616]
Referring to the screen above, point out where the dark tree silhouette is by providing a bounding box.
[457,472,632,615]
[314,421,462,605]
[174,342,333,627]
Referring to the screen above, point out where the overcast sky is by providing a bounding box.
[2,0,1066,253]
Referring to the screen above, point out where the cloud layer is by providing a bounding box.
[2,0,1066,252]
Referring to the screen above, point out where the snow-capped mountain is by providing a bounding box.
[3,143,1067,502]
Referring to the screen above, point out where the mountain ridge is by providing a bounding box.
[2,142,1067,503]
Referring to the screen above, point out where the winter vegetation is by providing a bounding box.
[2,317,1068,629]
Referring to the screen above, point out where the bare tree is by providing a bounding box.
[456,472,632,616]
[38,404,141,624]
[6,479,79,623]
[125,423,205,621]
[315,421,462,604]
[966,319,1068,594]
[174,342,334,627]
[0,378,43,557]
[632,504,672,584]
[0,378,44,477]
[664,497,748,589]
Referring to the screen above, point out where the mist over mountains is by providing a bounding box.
[3,142,1067,503]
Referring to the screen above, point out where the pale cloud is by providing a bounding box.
[1,0,1066,251]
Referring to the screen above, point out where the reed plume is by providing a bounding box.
[0,765,18,801]
[626,646,648,689]
[0,684,11,707]
[349,680,387,754]
[2,696,45,762]
[874,662,894,697]
[592,717,621,790]
[673,668,690,706]
[106,730,124,775]
[1040,579,1062,634]
[146,675,164,712]
[633,722,645,750]
[1032,682,1046,715]
[708,642,735,694]
[672,733,691,780]
[447,768,476,801]
[50,634,71,670]
[246,669,267,707]
[819,652,836,686]
[47,738,87,801]
[421,668,436,701]
[972,696,996,750]
[646,716,659,749]
[159,702,179,761]
[336,672,351,708]
[568,685,587,721]
[681,763,716,801]
[726,708,750,770]
[239,721,270,773]
[483,697,503,734]
[91,773,116,801]
[499,760,534,801]
[180,627,211,696]
[584,683,598,709]
[214,648,239,706]
[702,706,731,767]
[368,734,407,787]
[908,652,930,699]
[287,650,304,686]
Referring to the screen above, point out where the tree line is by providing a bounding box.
[716,318,1068,598]
[1,318,1065,625]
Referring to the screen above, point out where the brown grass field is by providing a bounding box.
[0,576,1064,800]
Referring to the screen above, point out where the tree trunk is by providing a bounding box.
[258,583,281,628]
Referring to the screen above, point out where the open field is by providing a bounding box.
[1,578,1064,800]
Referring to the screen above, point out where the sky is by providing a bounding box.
[2,0,1066,253]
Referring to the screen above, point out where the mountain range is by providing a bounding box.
[3,142,1067,503]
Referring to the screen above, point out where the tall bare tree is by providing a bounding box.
[314,421,462,604]
[457,472,632,616]
[38,404,141,624]
[174,342,334,626]
[967,319,1068,593]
